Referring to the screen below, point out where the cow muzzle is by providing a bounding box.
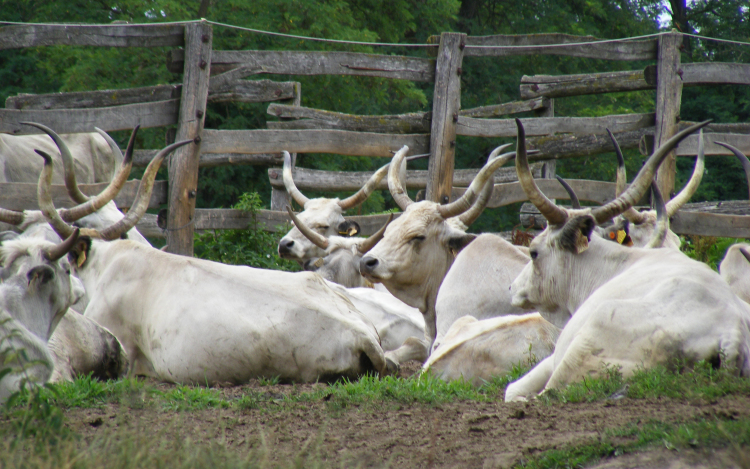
[277,238,296,257]
[358,256,381,280]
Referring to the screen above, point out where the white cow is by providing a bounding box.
[504,118,750,401]
[720,244,750,305]
[360,146,515,371]
[36,151,388,384]
[422,313,559,386]
[277,151,396,263]
[0,231,84,402]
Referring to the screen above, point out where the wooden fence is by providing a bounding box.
[1,22,749,256]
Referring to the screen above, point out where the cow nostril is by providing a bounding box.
[284,240,294,248]
[359,256,379,273]
[365,258,378,268]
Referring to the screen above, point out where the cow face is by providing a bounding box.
[278,199,345,262]
[359,202,475,311]
[599,213,680,249]
[0,238,85,340]
[511,214,597,314]
[304,245,371,288]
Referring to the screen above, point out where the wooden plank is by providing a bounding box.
[673,133,750,157]
[0,23,184,50]
[166,21,212,257]
[452,178,618,209]
[0,180,167,211]
[133,149,284,168]
[269,82,301,211]
[201,129,430,157]
[456,113,654,138]
[6,80,296,110]
[460,97,550,118]
[456,34,657,60]
[527,127,651,161]
[268,163,544,192]
[427,32,465,203]
[520,70,650,99]
[168,49,436,82]
[671,211,750,238]
[680,200,750,215]
[139,210,401,238]
[644,62,750,87]
[267,104,430,134]
[654,32,684,200]
[0,99,179,134]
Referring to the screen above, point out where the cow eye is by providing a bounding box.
[410,235,426,242]
[530,250,538,260]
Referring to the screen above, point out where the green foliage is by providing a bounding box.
[193,192,299,270]
[680,235,743,270]
[157,385,230,411]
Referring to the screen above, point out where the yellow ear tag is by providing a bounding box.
[616,230,627,244]
[313,257,324,268]
[347,227,358,236]
[77,251,87,268]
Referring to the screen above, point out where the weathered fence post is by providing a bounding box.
[426,32,466,203]
[270,82,302,211]
[654,30,683,202]
[166,21,212,256]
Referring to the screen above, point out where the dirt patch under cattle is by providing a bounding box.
[56,363,750,469]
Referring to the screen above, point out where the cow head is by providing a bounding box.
[359,145,513,312]
[0,229,84,340]
[277,152,392,263]
[510,118,710,314]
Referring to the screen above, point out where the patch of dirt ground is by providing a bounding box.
[63,364,750,469]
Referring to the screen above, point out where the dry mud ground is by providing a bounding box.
[63,363,750,469]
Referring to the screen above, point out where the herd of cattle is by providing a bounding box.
[1,118,750,404]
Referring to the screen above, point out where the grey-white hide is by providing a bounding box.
[720,244,750,305]
[0,237,84,402]
[423,313,559,386]
[48,309,128,382]
[73,239,387,384]
[434,234,568,350]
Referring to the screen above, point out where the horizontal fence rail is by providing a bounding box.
[0,180,167,211]
[0,23,185,49]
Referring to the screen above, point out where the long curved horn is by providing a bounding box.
[514,118,568,226]
[437,148,515,220]
[0,208,25,226]
[338,162,390,210]
[282,151,310,207]
[715,141,750,199]
[645,181,668,248]
[608,128,647,224]
[357,213,393,254]
[388,146,413,210]
[59,128,138,222]
[35,150,81,240]
[98,139,192,241]
[666,129,705,217]
[457,144,512,226]
[21,122,89,203]
[555,176,580,209]
[42,227,80,262]
[285,206,328,249]
[591,120,711,225]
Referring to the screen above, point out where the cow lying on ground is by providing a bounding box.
[36,148,388,384]
[505,118,750,401]
[0,231,83,402]
[360,145,515,370]
[422,313,559,386]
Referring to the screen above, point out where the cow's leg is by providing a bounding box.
[383,308,437,373]
[505,354,555,402]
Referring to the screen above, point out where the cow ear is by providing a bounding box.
[558,215,595,254]
[337,220,360,237]
[68,236,92,268]
[447,233,477,255]
[27,265,55,287]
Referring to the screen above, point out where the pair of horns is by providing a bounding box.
[388,144,515,220]
[611,128,706,223]
[285,206,392,255]
[37,137,192,241]
[283,151,389,210]
[517,118,711,226]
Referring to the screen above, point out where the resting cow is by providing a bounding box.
[36,147,388,384]
[0,230,83,402]
[505,119,750,401]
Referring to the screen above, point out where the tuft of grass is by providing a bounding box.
[540,359,750,405]
[157,385,230,411]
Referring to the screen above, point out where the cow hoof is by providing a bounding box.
[385,357,400,375]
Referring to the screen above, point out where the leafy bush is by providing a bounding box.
[193,192,299,271]
[680,235,743,270]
